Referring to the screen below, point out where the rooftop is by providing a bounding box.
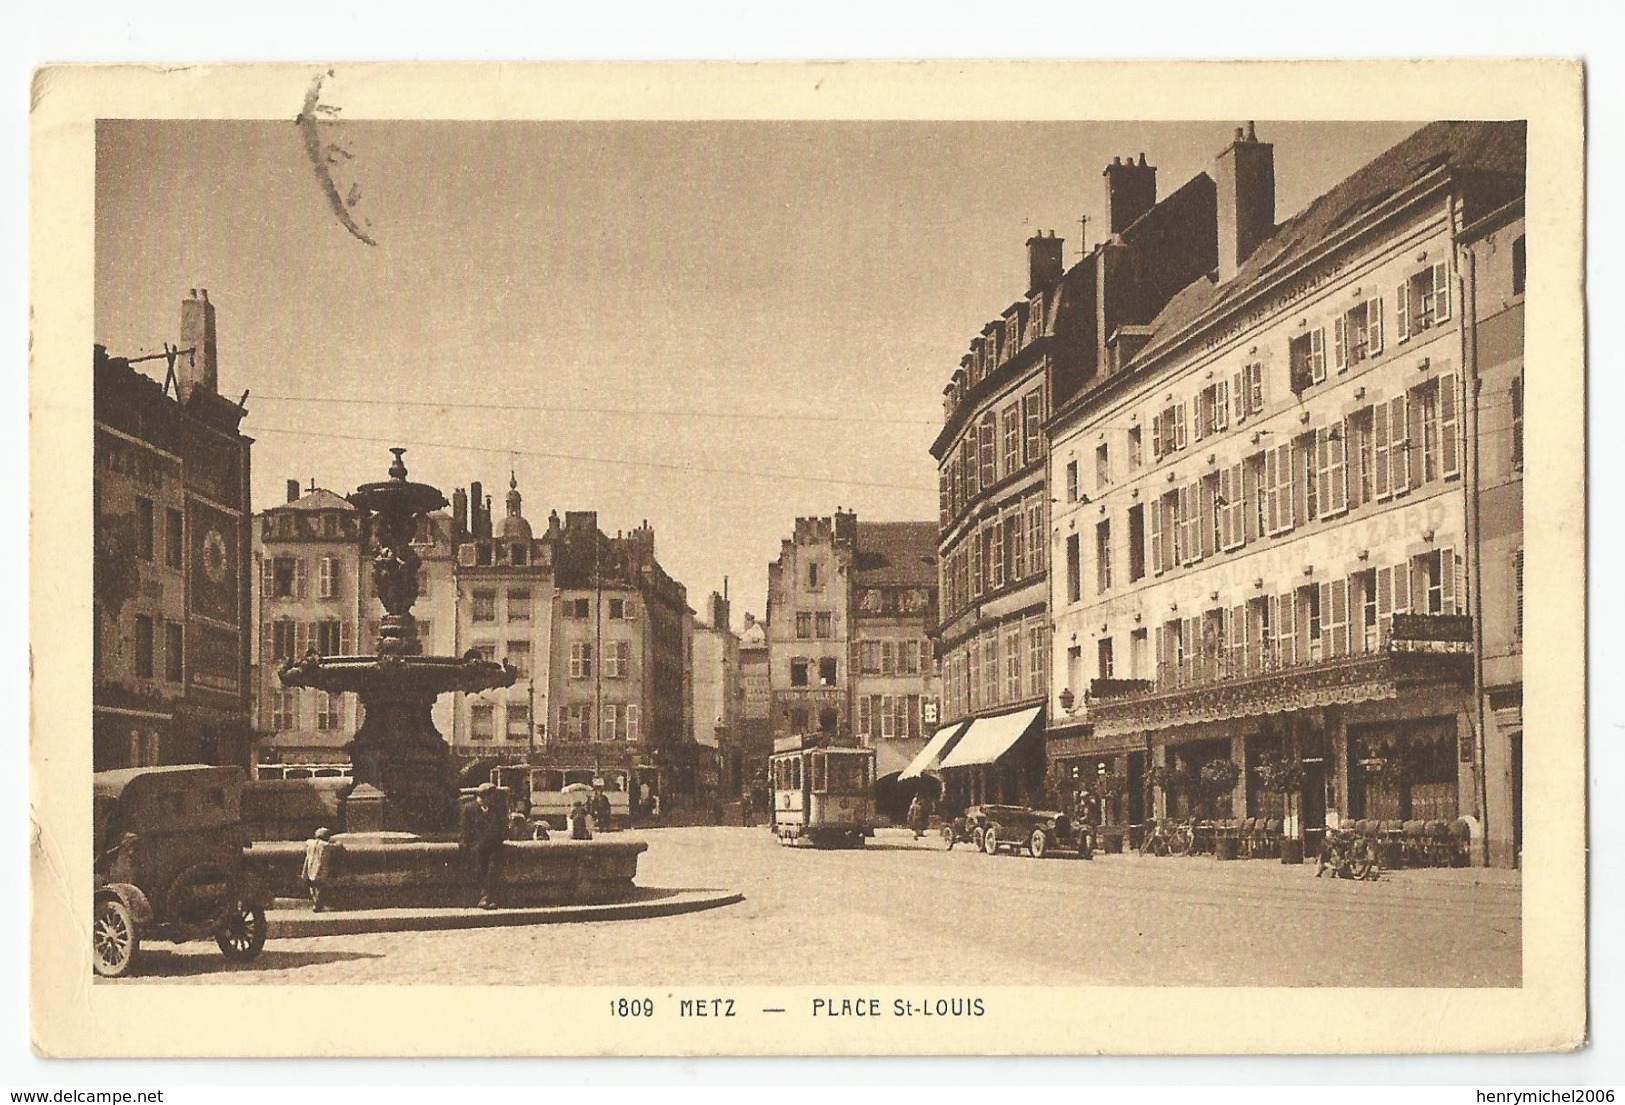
[853,521,939,587]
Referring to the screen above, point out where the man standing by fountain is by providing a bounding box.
[460,782,507,909]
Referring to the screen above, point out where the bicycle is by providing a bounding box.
[1316,827,1379,880]
[1139,819,1194,857]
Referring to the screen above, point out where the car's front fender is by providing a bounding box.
[97,882,154,926]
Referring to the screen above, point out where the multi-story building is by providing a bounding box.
[1461,198,1525,867]
[253,480,364,768]
[767,514,857,741]
[1046,122,1524,864]
[548,510,699,813]
[451,476,554,759]
[692,591,742,796]
[93,290,254,770]
[930,157,1217,810]
[736,612,773,792]
[765,514,942,812]
[848,521,942,788]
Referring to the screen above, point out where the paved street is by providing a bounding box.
[120,826,1519,987]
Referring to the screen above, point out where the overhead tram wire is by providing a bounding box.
[250,393,943,428]
[248,423,939,495]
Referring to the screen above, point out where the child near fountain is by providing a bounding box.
[302,827,339,912]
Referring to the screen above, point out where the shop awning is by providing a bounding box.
[874,737,927,780]
[939,707,1044,770]
[899,721,970,780]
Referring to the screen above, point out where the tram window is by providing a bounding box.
[792,758,802,790]
[812,754,826,793]
[826,755,868,793]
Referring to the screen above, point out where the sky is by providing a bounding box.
[95,118,1420,625]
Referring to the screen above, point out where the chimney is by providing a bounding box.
[711,591,731,632]
[469,482,484,537]
[482,496,493,539]
[286,479,301,503]
[1026,230,1065,293]
[452,487,468,534]
[1216,122,1276,283]
[1103,153,1157,236]
[178,288,218,400]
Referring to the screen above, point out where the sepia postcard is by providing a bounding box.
[30,59,1586,1057]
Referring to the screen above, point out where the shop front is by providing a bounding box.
[937,706,1045,815]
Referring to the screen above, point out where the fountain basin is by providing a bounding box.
[244,837,648,910]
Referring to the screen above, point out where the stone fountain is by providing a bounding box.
[279,449,517,835]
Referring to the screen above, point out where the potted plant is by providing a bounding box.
[1088,771,1130,852]
[1200,759,1242,859]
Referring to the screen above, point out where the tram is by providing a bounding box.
[769,734,877,847]
[491,764,632,830]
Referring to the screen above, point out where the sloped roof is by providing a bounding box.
[271,489,355,513]
[853,521,938,586]
[1131,120,1526,366]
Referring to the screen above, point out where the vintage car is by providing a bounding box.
[972,803,1093,860]
[93,765,271,978]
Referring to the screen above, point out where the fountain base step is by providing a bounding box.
[245,837,648,911]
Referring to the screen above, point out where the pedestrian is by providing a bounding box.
[907,795,927,839]
[570,800,593,840]
[595,790,613,831]
[301,827,339,912]
[459,782,507,909]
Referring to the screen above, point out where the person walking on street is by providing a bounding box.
[907,795,927,839]
[301,827,339,912]
[570,800,594,840]
[460,782,507,909]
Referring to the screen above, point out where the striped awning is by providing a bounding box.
[899,721,970,780]
[939,706,1044,769]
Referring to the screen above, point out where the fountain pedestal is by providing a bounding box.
[279,450,517,838]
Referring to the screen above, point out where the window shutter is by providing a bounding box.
[1311,328,1327,383]
[1198,479,1215,559]
[1373,402,1392,499]
[1393,560,1412,614]
[1192,391,1206,441]
[1433,261,1451,322]
[1150,413,1163,460]
[1375,567,1393,647]
[1233,372,1247,423]
[1173,403,1187,450]
[1265,594,1280,667]
[1439,373,1461,478]
[1154,625,1166,685]
[1264,447,1279,534]
[1441,547,1457,615]
[1315,428,1331,520]
[1219,467,1234,550]
[1368,297,1384,355]
[340,619,353,654]
[1332,579,1349,658]
[1329,424,1348,516]
[1216,380,1229,431]
[1333,315,1347,372]
[1278,591,1297,666]
[1389,395,1409,495]
[1318,582,1332,658]
[294,557,309,600]
[1242,458,1261,542]
[1276,443,1296,533]
[260,558,274,601]
[1396,281,1410,342]
[1149,499,1163,575]
[1252,362,1267,413]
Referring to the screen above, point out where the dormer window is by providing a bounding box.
[511,543,527,566]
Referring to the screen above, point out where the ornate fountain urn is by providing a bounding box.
[279,450,517,834]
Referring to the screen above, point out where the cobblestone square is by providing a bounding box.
[121,826,1519,987]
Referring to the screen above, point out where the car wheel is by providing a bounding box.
[971,826,985,853]
[93,896,140,978]
[983,823,1000,855]
[1030,829,1047,859]
[216,903,267,961]
[942,825,955,850]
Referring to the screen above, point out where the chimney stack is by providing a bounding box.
[286,478,301,503]
[452,487,469,534]
[178,288,218,401]
[1025,230,1065,293]
[1103,153,1157,236]
[1215,122,1276,283]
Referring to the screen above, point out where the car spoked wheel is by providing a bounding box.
[942,824,956,850]
[1030,829,1047,858]
[215,902,267,962]
[983,824,1000,855]
[93,896,140,978]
